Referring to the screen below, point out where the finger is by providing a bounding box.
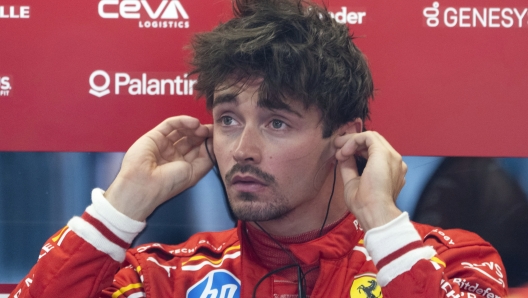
[171,135,208,157]
[181,142,202,163]
[370,131,398,154]
[335,131,395,162]
[338,156,360,204]
[178,133,215,162]
[189,150,215,184]
[335,135,369,161]
[155,116,211,138]
[162,122,211,145]
[150,135,207,164]
[367,132,404,168]
[155,116,198,135]
[203,124,214,137]
[156,124,212,162]
[177,140,214,174]
[166,130,183,144]
[369,132,405,174]
[339,152,360,181]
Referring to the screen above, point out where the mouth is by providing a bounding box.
[229,175,268,192]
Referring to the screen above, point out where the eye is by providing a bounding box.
[219,116,237,126]
[270,119,286,130]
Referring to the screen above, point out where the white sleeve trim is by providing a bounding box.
[68,216,126,262]
[376,246,437,286]
[87,188,146,243]
[364,212,422,265]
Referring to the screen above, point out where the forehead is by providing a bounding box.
[212,78,307,115]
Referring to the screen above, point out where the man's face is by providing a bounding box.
[212,79,335,222]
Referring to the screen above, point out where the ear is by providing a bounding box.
[324,119,363,163]
[336,118,363,136]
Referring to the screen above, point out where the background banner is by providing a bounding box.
[1,0,527,156]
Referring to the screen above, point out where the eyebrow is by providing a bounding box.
[212,93,238,108]
[212,92,303,118]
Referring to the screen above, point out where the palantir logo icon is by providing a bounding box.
[89,70,111,98]
[186,269,240,298]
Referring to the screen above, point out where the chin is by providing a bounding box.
[228,193,290,222]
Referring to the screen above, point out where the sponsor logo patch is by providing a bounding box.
[453,278,502,298]
[329,7,366,25]
[460,261,505,287]
[181,245,241,272]
[424,2,528,28]
[187,269,240,298]
[350,274,383,298]
[147,257,177,277]
[89,70,196,97]
[0,76,12,96]
[0,6,30,18]
[98,0,190,29]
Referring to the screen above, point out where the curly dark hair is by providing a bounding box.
[190,0,373,137]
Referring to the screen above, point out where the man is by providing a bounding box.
[11,0,508,297]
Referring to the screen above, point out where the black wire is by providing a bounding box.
[204,137,236,223]
[252,264,299,298]
[299,265,320,295]
[297,265,305,298]
[204,137,219,175]
[302,265,320,277]
[253,222,301,267]
[318,161,338,237]
[253,223,308,295]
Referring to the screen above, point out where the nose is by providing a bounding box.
[233,126,262,164]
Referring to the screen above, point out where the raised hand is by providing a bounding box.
[334,131,406,231]
[105,116,214,221]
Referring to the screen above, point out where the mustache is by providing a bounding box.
[225,164,276,185]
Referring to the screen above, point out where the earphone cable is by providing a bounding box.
[318,160,338,237]
[251,264,299,298]
[253,222,302,269]
[204,137,236,224]
[252,221,307,297]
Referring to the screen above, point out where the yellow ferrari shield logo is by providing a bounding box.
[350,274,383,298]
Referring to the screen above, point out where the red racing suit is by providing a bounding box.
[10,189,509,298]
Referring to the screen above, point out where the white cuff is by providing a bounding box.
[68,216,127,262]
[364,212,421,265]
[67,188,147,262]
[88,188,146,243]
[364,212,437,286]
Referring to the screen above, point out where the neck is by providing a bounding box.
[252,162,348,236]
[243,212,349,294]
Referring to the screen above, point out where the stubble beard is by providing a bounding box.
[227,190,291,221]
